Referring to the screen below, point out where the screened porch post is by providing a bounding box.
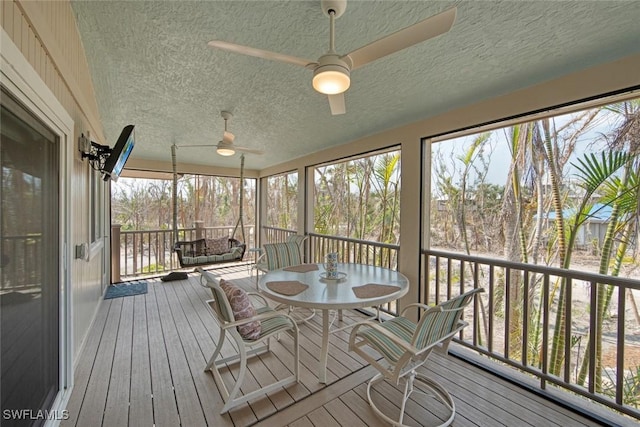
[397,137,423,322]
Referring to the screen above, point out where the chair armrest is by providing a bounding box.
[350,320,419,356]
[255,252,269,273]
[400,302,440,318]
[198,267,220,288]
[246,292,270,307]
[412,319,470,357]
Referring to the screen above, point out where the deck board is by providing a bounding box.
[127,294,154,426]
[335,389,388,427]
[75,298,122,427]
[61,265,621,427]
[353,379,423,426]
[102,296,134,427]
[427,352,595,427]
[287,417,314,427]
[323,398,370,427]
[154,277,210,427]
[166,278,235,426]
[306,406,338,425]
[145,282,181,427]
[61,294,111,427]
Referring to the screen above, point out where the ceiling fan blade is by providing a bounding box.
[235,146,265,155]
[208,40,318,69]
[177,144,218,148]
[327,93,346,115]
[343,6,457,71]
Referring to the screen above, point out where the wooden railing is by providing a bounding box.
[423,248,640,421]
[113,223,255,281]
[307,233,398,269]
[1,234,41,290]
[262,226,297,244]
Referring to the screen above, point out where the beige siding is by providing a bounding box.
[2,0,109,359]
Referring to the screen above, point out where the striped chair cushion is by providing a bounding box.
[356,316,416,363]
[209,286,233,323]
[263,242,303,270]
[286,235,307,247]
[413,292,473,350]
[251,306,295,340]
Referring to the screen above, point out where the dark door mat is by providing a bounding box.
[161,272,189,282]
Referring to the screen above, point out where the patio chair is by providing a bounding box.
[286,234,308,251]
[197,268,300,414]
[255,241,315,323]
[349,288,484,427]
[247,236,306,278]
[255,241,304,276]
[252,235,307,275]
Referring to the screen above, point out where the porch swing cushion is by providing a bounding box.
[175,238,246,267]
[206,237,230,255]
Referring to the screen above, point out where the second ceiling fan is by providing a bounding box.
[180,111,264,157]
[208,0,457,115]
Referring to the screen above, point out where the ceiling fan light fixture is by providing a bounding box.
[313,69,350,95]
[312,59,350,95]
[217,147,235,156]
[216,142,235,156]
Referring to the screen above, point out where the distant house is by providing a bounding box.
[542,203,613,248]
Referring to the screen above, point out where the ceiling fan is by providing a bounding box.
[179,111,264,157]
[208,0,457,115]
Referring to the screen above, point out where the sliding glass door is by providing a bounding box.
[1,87,60,426]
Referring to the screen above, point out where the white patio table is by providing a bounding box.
[258,262,409,383]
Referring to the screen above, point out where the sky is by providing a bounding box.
[431,106,623,190]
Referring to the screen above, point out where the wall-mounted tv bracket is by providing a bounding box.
[78,132,112,172]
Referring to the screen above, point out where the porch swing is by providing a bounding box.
[171,147,247,269]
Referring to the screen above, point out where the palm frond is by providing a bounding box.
[571,151,629,194]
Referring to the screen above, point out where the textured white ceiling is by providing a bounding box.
[71,0,640,170]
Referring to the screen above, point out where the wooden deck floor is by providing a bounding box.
[61,265,608,427]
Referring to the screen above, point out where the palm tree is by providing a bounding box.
[458,134,490,254]
[543,110,602,376]
[573,100,640,390]
[502,123,533,356]
[371,153,401,264]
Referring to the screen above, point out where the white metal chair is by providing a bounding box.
[255,241,304,276]
[349,288,484,427]
[255,241,316,323]
[286,234,308,251]
[198,268,300,413]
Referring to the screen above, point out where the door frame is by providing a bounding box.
[1,28,74,415]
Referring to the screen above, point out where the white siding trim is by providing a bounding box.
[1,27,75,420]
